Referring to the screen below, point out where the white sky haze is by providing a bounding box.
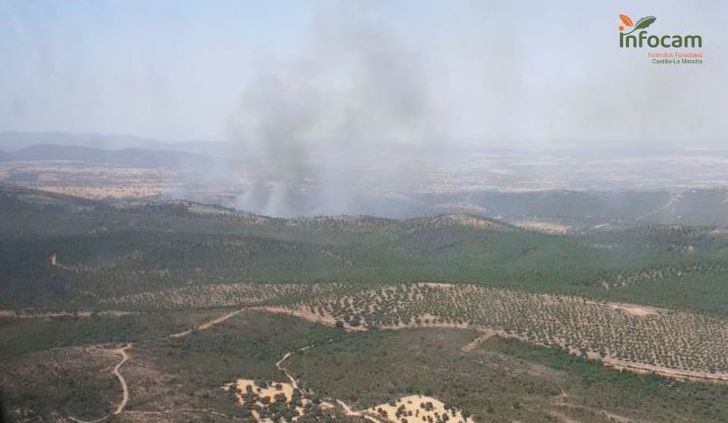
[1,0,725,149]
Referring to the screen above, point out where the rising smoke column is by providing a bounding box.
[226,14,444,217]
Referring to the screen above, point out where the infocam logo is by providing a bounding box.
[618,14,702,48]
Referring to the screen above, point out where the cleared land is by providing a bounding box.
[0,162,178,199]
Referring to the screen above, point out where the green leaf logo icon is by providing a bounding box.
[623,16,657,35]
[634,16,657,30]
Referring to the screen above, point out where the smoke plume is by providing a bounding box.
[225,15,443,217]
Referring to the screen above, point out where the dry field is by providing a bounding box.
[361,395,475,423]
[0,163,179,199]
[514,220,571,234]
[34,185,167,199]
[222,378,318,421]
[222,343,474,423]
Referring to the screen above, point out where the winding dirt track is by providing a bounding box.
[61,300,728,422]
[66,308,242,422]
[67,344,131,423]
[335,399,380,423]
[274,345,379,422]
[112,344,131,415]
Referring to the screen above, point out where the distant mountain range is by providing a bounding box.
[0,131,228,156]
[1,144,212,168]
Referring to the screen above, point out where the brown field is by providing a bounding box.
[514,220,571,234]
[0,163,179,199]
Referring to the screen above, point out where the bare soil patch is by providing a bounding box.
[515,220,570,234]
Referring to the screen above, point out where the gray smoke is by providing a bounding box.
[225,15,443,217]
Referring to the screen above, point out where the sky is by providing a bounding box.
[1,0,726,149]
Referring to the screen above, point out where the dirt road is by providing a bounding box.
[112,344,131,414]
[169,308,244,338]
[67,344,131,423]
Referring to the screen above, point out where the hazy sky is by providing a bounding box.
[1,0,726,149]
